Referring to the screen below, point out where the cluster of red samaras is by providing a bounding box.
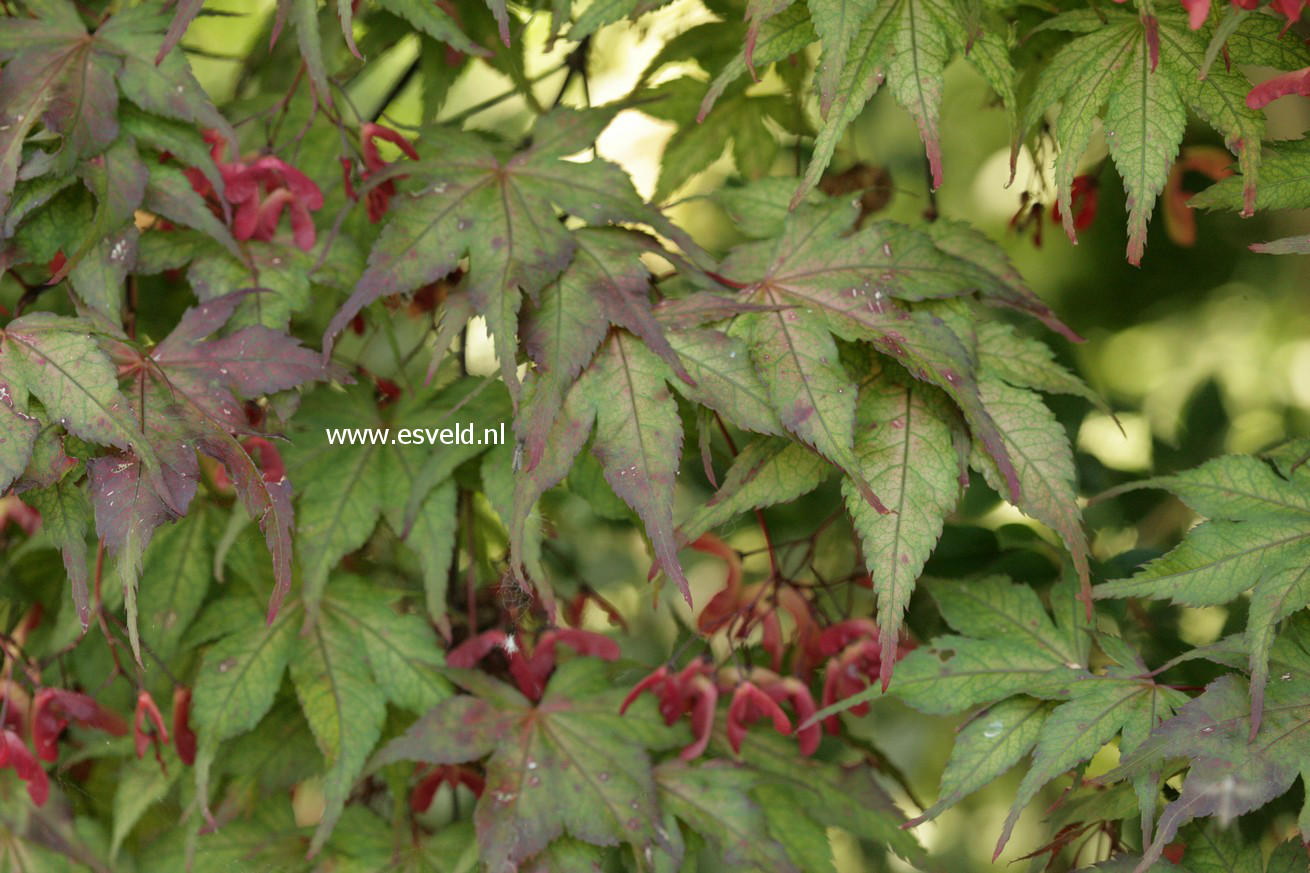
[618,534,913,761]
[185,132,324,251]
[442,537,909,766]
[2,685,196,806]
[180,123,419,252]
[619,618,909,762]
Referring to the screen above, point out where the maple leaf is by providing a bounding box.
[642,77,791,202]
[654,760,800,870]
[510,381,595,587]
[109,291,334,627]
[286,384,394,610]
[718,198,1022,503]
[1095,447,1310,735]
[794,0,1016,200]
[698,3,817,123]
[0,0,121,213]
[375,0,488,57]
[23,475,93,627]
[374,659,678,870]
[906,696,1048,826]
[190,597,301,820]
[582,330,691,601]
[1191,139,1310,215]
[323,108,698,396]
[1189,137,1310,254]
[150,289,332,435]
[969,376,1090,607]
[271,0,335,109]
[843,366,960,690]
[719,726,928,868]
[677,436,830,544]
[993,666,1186,857]
[1018,9,1304,263]
[665,326,782,438]
[289,598,389,856]
[190,581,449,846]
[89,450,198,662]
[0,398,40,495]
[1106,671,1310,871]
[517,227,690,473]
[119,292,327,619]
[289,378,508,612]
[141,163,247,265]
[810,576,1091,722]
[0,0,231,218]
[136,505,213,660]
[0,313,177,507]
[53,136,148,286]
[1174,822,1265,873]
[974,320,1106,415]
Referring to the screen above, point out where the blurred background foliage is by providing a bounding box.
[6,0,1308,867]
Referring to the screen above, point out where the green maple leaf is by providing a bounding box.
[141,800,314,872]
[398,479,459,625]
[677,436,830,543]
[325,812,479,872]
[666,327,783,437]
[290,597,389,856]
[1177,822,1263,873]
[698,3,817,125]
[583,330,691,601]
[843,366,960,688]
[324,108,695,395]
[191,597,301,820]
[0,0,120,212]
[716,0,1016,200]
[290,382,502,613]
[510,379,595,584]
[719,198,1023,503]
[0,0,230,217]
[1021,9,1284,264]
[142,163,246,264]
[907,696,1048,826]
[643,77,791,202]
[739,297,878,508]
[51,136,148,287]
[23,475,93,627]
[517,227,691,471]
[288,384,392,610]
[523,838,605,872]
[191,581,450,853]
[1106,670,1310,871]
[811,576,1090,721]
[0,314,177,511]
[654,761,800,871]
[993,672,1186,856]
[1095,445,1310,734]
[0,399,40,495]
[725,728,928,868]
[975,321,1107,415]
[970,376,1090,604]
[276,0,335,108]
[110,749,183,862]
[1190,138,1310,213]
[799,0,1015,200]
[137,505,213,660]
[374,659,677,870]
